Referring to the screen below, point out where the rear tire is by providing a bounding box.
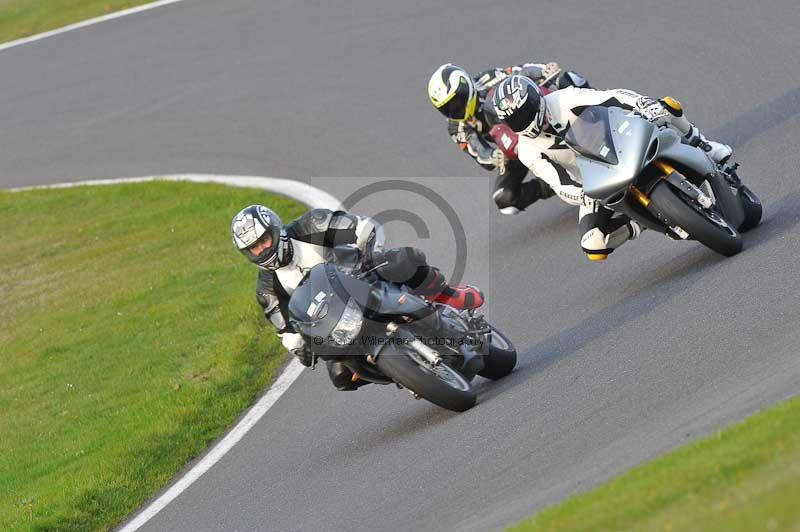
[376,346,477,412]
[478,325,517,380]
[649,180,742,256]
[738,185,762,232]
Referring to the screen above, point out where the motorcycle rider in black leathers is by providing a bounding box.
[231,205,485,390]
[490,75,734,260]
[427,62,592,215]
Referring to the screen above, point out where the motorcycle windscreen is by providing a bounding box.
[288,263,375,330]
[565,106,618,165]
[288,264,345,337]
[329,265,374,310]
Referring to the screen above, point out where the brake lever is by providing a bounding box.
[539,69,562,88]
[356,260,389,280]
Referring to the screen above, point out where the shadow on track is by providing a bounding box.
[739,189,800,250]
[490,202,575,252]
[355,400,460,447]
[301,399,462,469]
[710,86,800,148]
[476,246,729,401]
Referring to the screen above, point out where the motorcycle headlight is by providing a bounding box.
[331,298,363,345]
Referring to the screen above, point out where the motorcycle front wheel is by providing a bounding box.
[376,345,477,412]
[649,180,743,256]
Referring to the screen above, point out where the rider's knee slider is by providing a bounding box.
[492,187,517,209]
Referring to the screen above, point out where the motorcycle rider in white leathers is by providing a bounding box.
[491,75,733,260]
[230,205,485,390]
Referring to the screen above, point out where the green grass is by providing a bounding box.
[510,395,800,532]
[0,0,155,44]
[0,181,305,531]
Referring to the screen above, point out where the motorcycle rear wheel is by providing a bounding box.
[478,325,517,380]
[649,180,742,256]
[738,185,763,233]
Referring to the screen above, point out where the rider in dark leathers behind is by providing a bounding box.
[428,61,591,215]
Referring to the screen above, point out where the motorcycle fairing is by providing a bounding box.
[570,106,718,202]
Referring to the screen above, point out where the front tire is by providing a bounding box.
[649,180,742,256]
[478,325,517,380]
[376,346,477,412]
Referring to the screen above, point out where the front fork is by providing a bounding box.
[632,160,713,208]
[626,160,716,238]
[384,322,443,366]
[378,316,485,378]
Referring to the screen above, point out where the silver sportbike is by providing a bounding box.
[565,105,762,255]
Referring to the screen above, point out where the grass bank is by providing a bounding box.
[0,0,155,44]
[0,181,305,531]
[511,395,800,532]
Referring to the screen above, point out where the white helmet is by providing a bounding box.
[231,205,283,269]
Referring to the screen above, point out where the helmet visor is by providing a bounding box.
[520,102,547,137]
[243,229,279,268]
[504,94,546,136]
[438,94,477,121]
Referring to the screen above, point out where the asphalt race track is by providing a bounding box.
[2,1,800,531]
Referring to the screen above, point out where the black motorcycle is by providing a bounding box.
[287,260,516,412]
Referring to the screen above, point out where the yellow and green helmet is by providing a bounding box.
[427,63,478,121]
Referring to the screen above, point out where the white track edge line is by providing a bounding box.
[11,174,340,531]
[0,0,186,53]
[120,360,306,532]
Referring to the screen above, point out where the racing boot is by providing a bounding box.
[700,139,733,165]
[659,96,732,164]
[413,267,485,310]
